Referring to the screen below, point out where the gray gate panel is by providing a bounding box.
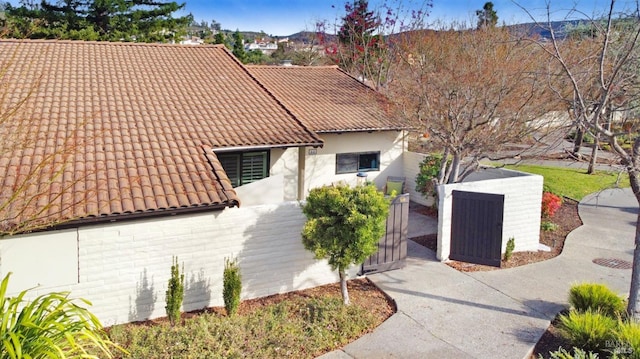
[450,190,504,267]
[362,193,409,274]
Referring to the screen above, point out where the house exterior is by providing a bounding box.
[0,40,406,324]
[246,65,407,205]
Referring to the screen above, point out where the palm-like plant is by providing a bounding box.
[0,272,122,358]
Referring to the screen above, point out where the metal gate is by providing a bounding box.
[361,193,409,274]
[450,190,504,267]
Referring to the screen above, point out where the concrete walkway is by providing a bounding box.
[320,188,637,359]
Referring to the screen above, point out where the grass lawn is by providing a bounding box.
[505,164,630,201]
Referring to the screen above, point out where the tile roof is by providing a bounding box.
[0,40,322,233]
[247,65,404,133]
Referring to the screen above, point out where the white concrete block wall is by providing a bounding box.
[436,172,543,261]
[403,151,436,207]
[1,202,353,326]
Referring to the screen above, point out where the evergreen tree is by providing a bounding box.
[232,29,246,62]
[336,0,384,84]
[213,31,230,48]
[476,2,498,29]
[4,0,191,42]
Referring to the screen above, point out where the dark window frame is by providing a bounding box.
[335,151,380,174]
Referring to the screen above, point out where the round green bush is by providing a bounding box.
[559,310,617,353]
[568,283,626,318]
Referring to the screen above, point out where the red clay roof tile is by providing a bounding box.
[0,40,322,233]
[248,65,404,133]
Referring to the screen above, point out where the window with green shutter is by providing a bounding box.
[217,151,269,187]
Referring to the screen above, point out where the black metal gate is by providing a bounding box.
[361,193,409,274]
[450,190,504,267]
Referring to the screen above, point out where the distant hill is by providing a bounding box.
[506,20,590,40]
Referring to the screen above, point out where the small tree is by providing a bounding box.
[165,256,184,327]
[302,184,389,305]
[223,257,241,316]
[476,2,498,29]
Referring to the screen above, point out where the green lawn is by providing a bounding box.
[505,164,630,201]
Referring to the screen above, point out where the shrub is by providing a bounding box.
[544,347,600,359]
[568,283,626,318]
[0,273,122,358]
[613,320,640,358]
[165,256,184,326]
[541,220,559,231]
[558,310,617,353]
[542,192,563,218]
[415,154,443,199]
[223,257,242,316]
[504,237,515,261]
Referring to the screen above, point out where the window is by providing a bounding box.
[217,151,269,187]
[336,152,380,174]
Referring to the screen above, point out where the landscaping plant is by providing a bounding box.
[107,293,381,358]
[614,319,640,358]
[415,154,444,201]
[542,192,563,218]
[165,256,184,326]
[543,347,600,359]
[223,257,242,316]
[0,273,121,358]
[504,237,515,261]
[302,184,389,305]
[568,283,626,318]
[558,309,617,354]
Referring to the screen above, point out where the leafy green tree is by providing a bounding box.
[213,31,230,48]
[3,0,191,42]
[0,273,123,358]
[476,2,498,29]
[302,184,388,305]
[231,29,246,62]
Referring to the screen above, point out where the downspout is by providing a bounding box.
[298,147,306,200]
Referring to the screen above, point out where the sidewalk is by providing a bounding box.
[320,188,636,359]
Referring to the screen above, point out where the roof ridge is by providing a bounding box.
[246,65,340,69]
[0,39,227,49]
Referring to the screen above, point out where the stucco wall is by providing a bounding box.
[0,203,357,326]
[436,170,543,261]
[304,131,407,195]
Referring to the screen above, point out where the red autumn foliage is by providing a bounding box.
[541,192,563,218]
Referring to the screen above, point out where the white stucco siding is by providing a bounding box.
[1,202,356,326]
[436,172,543,262]
[270,147,299,201]
[304,131,407,195]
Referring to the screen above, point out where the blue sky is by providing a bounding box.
[178,0,632,36]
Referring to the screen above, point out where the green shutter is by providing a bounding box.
[240,151,268,185]
[218,153,241,187]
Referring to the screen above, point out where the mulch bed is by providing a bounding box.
[411,198,581,271]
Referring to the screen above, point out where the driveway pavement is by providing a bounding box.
[320,188,637,359]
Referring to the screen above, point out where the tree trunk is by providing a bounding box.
[448,153,461,184]
[437,147,450,185]
[626,138,640,319]
[587,135,598,174]
[339,269,350,305]
[573,127,584,159]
